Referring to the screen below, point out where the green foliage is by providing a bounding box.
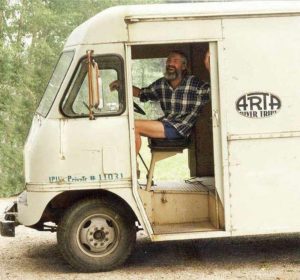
[0,0,165,197]
[132,58,166,119]
[139,138,189,182]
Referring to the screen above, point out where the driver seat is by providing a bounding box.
[146,138,191,191]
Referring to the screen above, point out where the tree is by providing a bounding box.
[0,0,165,197]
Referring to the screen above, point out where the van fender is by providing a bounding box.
[17,190,61,226]
[17,188,146,231]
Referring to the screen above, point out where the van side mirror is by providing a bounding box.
[86,50,103,119]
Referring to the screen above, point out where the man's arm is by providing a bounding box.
[185,82,211,122]
[110,80,141,97]
[110,79,160,101]
[132,86,141,97]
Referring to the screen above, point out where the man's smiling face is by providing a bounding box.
[164,52,186,81]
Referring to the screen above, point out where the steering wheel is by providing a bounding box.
[134,102,146,115]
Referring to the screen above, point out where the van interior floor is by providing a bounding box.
[138,177,224,235]
[138,176,215,192]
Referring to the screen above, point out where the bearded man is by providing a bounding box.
[110,50,210,155]
[132,50,210,154]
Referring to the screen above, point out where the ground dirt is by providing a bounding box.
[0,197,300,280]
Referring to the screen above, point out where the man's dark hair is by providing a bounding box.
[169,50,188,67]
[169,50,189,76]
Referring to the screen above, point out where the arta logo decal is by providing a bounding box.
[236,92,281,118]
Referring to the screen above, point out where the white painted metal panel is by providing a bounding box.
[65,6,128,46]
[210,42,226,208]
[221,16,300,135]
[62,117,131,180]
[25,116,131,184]
[220,15,300,234]
[128,19,222,43]
[65,2,300,47]
[17,191,61,226]
[228,137,300,234]
[24,116,60,183]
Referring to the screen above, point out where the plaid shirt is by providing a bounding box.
[140,75,210,137]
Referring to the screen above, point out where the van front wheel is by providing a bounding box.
[57,198,136,272]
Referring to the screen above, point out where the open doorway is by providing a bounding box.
[131,42,224,234]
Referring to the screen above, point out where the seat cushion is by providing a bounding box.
[148,138,190,151]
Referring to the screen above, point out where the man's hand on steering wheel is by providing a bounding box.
[109,80,146,115]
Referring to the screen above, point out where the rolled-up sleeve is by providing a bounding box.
[199,82,211,105]
[186,83,211,122]
[139,79,162,102]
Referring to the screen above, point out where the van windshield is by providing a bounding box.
[37,51,74,117]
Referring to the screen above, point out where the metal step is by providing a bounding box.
[153,221,217,234]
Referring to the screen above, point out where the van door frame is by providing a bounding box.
[210,41,230,234]
[125,41,230,241]
[125,44,155,237]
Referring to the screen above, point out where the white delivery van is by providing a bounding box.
[1,1,300,272]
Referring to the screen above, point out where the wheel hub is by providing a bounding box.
[79,216,116,254]
[93,229,106,241]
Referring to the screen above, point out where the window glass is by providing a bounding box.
[62,55,124,117]
[132,58,165,87]
[37,51,74,117]
[132,58,165,119]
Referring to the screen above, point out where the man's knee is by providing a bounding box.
[134,120,150,130]
[134,120,165,138]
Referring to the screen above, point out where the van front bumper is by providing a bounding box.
[0,201,18,237]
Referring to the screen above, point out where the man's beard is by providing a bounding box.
[164,66,182,81]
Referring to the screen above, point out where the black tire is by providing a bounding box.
[57,198,136,272]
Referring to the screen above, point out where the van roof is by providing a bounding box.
[65,1,300,47]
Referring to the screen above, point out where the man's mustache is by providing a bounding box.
[166,66,176,72]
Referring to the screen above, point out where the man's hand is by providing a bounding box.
[133,86,141,97]
[110,80,141,98]
[109,80,121,91]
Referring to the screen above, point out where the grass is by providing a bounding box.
[138,137,190,181]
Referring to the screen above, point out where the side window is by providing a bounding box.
[132,58,165,87]
[131,58,165,119]
[62,55,124,117]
